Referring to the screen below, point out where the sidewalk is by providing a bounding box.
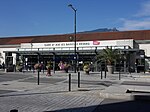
[0,71,150,112]
[99,72,150,101]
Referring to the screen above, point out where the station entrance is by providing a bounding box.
[4,46,145,73]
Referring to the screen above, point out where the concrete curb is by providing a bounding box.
[99,92,132,100]
[99,92,150,101]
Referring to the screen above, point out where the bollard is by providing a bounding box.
[69,73,71,91]
[78,72,80,88]
[101,68,103,79]
[104,68,107,78]
[38,69,40,85]
[119,69,121,80]
[104,61,107,78]
[10,109,18,112]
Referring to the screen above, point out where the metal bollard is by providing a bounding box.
[101,69,103,79]
[119,69,121,80]
[78,72,80,88]
[104,68,107,78]
[69,73,71,91]
[104,61,107,78]
[38,69,40,85]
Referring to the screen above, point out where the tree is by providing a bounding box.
[96,47,119,65]
[96,47,120,74]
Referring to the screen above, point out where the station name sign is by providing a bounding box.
[21,39,133,49]
[44,42,91,47]
[30,41,102,48]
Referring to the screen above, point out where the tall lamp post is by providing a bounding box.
[68,4,77,73]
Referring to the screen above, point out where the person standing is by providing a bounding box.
[64,62,70,73]
[46,61,51,76]
[58,61,64,70]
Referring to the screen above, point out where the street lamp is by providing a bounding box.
[68,4,77,73]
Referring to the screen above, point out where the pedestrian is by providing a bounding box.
[58,61,64,70]
[46,61,51,76]
[2,62,5,69]
[90,62,94,72]
[64,62,70,73]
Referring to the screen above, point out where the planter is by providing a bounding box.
[83,65,90,75]
[85,71,89,75]
[16,66,22,72]
[107,65,114,74]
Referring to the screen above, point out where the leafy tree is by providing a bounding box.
[96,47,120,65]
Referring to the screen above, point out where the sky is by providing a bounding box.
[0,0,150,37]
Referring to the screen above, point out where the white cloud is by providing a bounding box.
[136,1,150,17]
[119,1,150,31]
[119,18,150,30]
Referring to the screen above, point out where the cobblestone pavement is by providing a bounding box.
[0,71,106,112]
[0,71,150,112]
[0,90,103,112]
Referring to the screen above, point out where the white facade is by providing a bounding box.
[20,39,134,50]
[0,39,138,66]
[0,48,17,65]
[139,44,150,57]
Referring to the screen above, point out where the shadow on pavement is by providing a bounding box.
[0,90,16,94]
[64,79,113,87]
[43,99,150,112]
[43,105,97,112]
[133,94,150,101]
[122,81,150,86]
[0,91,67,98]
[93,99,150,112]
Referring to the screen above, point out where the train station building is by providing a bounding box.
[0,30,149,73]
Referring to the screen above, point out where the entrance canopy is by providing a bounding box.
[3,45,132,55]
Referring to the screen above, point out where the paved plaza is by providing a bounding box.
[0,70,150,112]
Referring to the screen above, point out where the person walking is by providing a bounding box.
[46,61,51,76]
[64,62,70,73]
[58,61,64,70]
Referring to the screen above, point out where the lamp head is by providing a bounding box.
[69,36,74,41]
[68,4,72,7]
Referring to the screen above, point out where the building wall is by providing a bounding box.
[0,39,136,63]
[0,48,17,65]
[139,44,150,71]
[139,44,150,57]
[20,39,135,50]
[0,39,145,72]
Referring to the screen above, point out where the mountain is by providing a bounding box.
[78,28,119,33]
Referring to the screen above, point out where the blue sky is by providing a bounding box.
[0,0,150,37]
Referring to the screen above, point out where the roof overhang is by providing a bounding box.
[3,49,97,55]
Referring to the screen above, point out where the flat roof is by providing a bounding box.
[0,30,150,45]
